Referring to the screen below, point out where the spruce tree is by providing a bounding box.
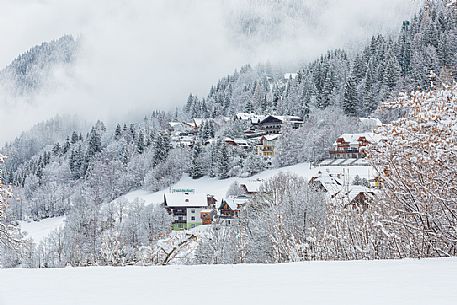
[114,124,122,141]
[153,133,171,166]
[69,145,83,179]
[218,144,230,179]
[398,21,412,77]
[383,47,401,90]
[62,137,71,154]
[52,143,61,156]
[190,142,203,179]
[70,131,79,144]
[343,75,358,117]
[137,131,145,154]
[87,127,102,159]
[186,93,194,112]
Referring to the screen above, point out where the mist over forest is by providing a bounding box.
[0,0,421,144]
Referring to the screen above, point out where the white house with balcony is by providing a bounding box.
[163,190,217,231]
[329,133,384,159]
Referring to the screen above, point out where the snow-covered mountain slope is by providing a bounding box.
[0,35,78,96]
[115,161,375,205]
[0,258,455,305]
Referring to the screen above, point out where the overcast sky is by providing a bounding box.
[0,0,421,144]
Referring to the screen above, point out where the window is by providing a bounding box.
[185,199,189,202]
[191,209,195,213]
[191,216,195,221]
[178,216,183,221]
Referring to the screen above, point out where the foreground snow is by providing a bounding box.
[116,162,376,206]
[0,258,456,305]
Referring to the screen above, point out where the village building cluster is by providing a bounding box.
[168,113,305,162]
[163,114,385,231]
[169,113,384,164]
[163,171,382,231]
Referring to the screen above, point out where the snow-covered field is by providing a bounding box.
[116,162,375,206]
[18,216,65,243]
[0,258,455,305]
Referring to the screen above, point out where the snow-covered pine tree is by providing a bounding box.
[62,136,71,154]
[114,124,122,141]
[342,73,359,116]
[87,127,102,159]
[190,141,204,179]
[382,44,401,91]
[398,20,412,77]
[242,153,266,176]
[137,130,145,154]
[153,132,171,167]
[217,143,231,179]
[70,131,79,144]
[69,144,83,179]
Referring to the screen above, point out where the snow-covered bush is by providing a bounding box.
[0,154,19,249]
[369,83,457,257]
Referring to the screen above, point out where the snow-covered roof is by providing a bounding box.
[284,73,297,80]
[169,122,182,128]
[235,113,265,124]
[236,113,256,120]
[164,193,210,208]
[234,138,248,146]
[251,116,265,124]
[309,174,344,197]
[240,180,264,193]
[170,121,193,129]
[275,115,302,122]
[260,115,303,124]
[334,133,384,146]
[223,196,250,210]
[320,177,343,197]
[262,134,280,141]
[345,185,377,203]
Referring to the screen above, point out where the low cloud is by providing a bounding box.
[0,0,421,144]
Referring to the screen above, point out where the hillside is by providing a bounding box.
[16,161,373,244]
[0,35,78,96]
[1,0,456,269]
[115,161,374,206]
[0,258,456,305]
